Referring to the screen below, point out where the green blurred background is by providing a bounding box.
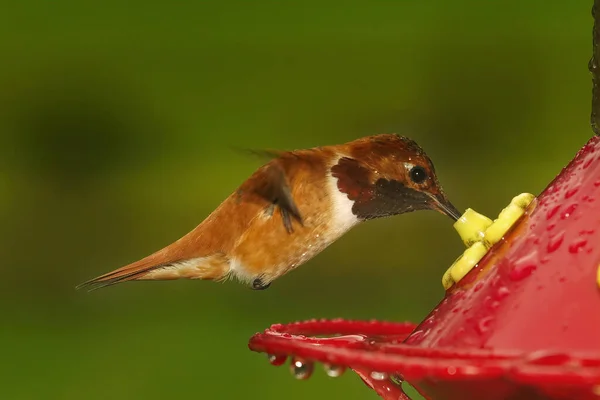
[0,1,593,399]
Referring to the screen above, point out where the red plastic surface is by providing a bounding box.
[249,136,600,400]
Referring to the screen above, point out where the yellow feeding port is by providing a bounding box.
[484,193,535,247]
[443,193,535,290]
[453,209,493,247]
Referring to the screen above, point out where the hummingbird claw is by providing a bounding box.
[252,278,271,290]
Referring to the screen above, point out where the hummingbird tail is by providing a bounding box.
[76,252,231,292]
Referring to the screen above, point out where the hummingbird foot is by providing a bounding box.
[252,277,271,290]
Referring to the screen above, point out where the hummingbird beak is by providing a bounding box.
[428,193,462,221]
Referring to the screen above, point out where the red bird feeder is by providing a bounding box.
[249,136,600,399]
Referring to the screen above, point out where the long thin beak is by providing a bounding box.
[428,193,462,221]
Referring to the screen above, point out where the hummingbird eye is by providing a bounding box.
[409,166,428,184]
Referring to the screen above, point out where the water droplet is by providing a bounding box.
[568,237,587,253]
[370,371,388,380]
[475,316,494,334]
[561,203,578,219]
[405,329,424,343]
[509,252,538,281]
[290,358,314,380]
[595,180,600,187]
[547,231,565,253]
[565,187,579,199]
[389,374,403,387]
[482,295,493,308]
[510,264,537,281]
[323,364,346,378]
[525,351,571,366]
[546,205,561,220]
[268,354,287,366]
[496,286,510,299]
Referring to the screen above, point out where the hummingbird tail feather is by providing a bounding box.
[76,252,231,292]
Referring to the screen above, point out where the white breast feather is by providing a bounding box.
[327,156,360,238]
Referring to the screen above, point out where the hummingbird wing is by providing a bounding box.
[239,147,286,160]
[230,146,304,233]
[248,162,304,233]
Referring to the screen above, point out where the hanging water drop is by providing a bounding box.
[323,364,346,378]
[267,354,287,366]
[290,357,314,380]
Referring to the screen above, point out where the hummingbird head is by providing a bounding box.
[331,133,461,221]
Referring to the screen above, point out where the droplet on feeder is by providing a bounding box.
[323,363,346,378]
[267,353,287,366]
[390,374,403,386]
[290,357,314,380]
[370,371,388,381]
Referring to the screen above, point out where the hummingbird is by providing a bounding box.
[77,133,460,291]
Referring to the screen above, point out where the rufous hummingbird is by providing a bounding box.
[77,134,460,291]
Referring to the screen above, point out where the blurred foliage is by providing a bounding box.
[0,1,593,399]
